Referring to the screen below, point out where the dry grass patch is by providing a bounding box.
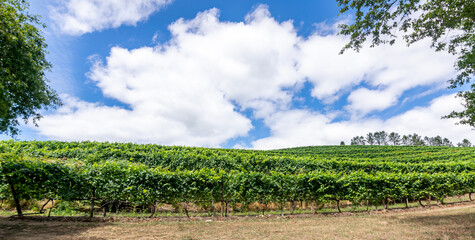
[0,203,473,240]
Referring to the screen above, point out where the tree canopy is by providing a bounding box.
[348,130,470,147]
[0,0,61,136]
[337,0,474,126]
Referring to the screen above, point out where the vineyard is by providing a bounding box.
[0,140,474,217]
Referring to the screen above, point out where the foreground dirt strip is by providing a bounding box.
[0,203,474,240]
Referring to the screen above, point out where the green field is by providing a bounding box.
[0,140,474,217]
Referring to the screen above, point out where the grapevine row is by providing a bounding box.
[1,141,474,174]
[1,157,473,216]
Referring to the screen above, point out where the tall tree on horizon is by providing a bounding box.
[388,132,401,145]
[366,133,375,145]
[458,139,472,147]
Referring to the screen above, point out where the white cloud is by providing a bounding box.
[165,6,302,114]
[252,94,475,149]
[35,5,468,147]
[37,6,301,146]
[298,33,373,102]
[346,87,400,116]
[51,0,172,35]
[298,22,456,112]
[37,94,251,146]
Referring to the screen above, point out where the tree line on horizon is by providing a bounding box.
[347,131,472,147]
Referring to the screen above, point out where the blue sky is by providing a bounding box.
[2,0,473,149]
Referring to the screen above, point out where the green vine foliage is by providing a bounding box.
[0,141,473,216]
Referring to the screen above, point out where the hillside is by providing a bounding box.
[0,140,474,218]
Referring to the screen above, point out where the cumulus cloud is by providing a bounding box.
[298,23,456,112]
[252,94,474,149]
[51,0,173,35]
[37,94,251,146]
[346,88,400,116]
[38,6,300,146]
[35,5,470,147]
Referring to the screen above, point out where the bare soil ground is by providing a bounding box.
[0,202,473,240]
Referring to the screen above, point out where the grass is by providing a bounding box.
[1,195,471,219]
[0,202,473,239]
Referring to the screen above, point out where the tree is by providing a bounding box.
[0,0,61,136]
[358,136,366,145]
[366,133,375,145]
[425,136,443,146]
[337,0,474,126]
[401,135,410,145]
[347,131,458,146]
[457,139,472,147]
[443,91,475,127]
[409,133,425,146]
[373,132,381,145]
[351,136,366,145]
[378,131,388,145]
[424,136,431,146]
[442,137,453,147]
[372,131,388,145]
[388,132,401,145]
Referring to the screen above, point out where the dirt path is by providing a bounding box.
[1,203,474,240]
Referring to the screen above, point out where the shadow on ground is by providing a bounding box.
[0,216,109,240]
[402,211,475,239]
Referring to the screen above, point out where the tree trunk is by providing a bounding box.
[111,200,117,214]
[221,201,224,217]
[90,188,95,218]
[225,201,229,217]
[103,207,107,217]
[405,197,409,208]
[149,204,155,218]
[418,199,424,207]
[291,200,295,214]
[48,200,53,218]
[184,202,190,218]
[117,201,120,214]
[366,200,369,211]
[39,198,52,214]
[102,200,107,217]
[336,200,341,213]
[211,200,215,216]
[469,192,473,201]
[280,202,284,216]
[220,183,224,217]
[7,177,22,217]
[383,198,388,210]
